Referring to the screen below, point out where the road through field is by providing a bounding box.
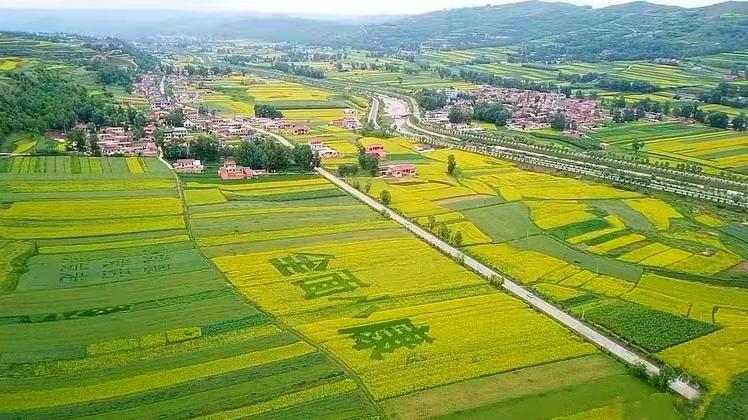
[316,166,701,401]
[252,108,701,401]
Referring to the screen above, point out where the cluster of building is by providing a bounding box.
[93,126,159,157]
[328,109,362,130]
[476,87,603,133]
[132,73,170,109]
[423,86,605,136]
[172,158,267,180]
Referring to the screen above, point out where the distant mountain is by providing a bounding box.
[0,9,356,41]
[0,1,745,60]
[344,0,748,60]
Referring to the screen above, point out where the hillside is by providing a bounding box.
[0,1,746,60]
[349,1,748,59]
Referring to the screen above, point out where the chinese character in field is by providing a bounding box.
[58,271,86,283]
[293,270,368,299]
[143,264,171,274]
[339,318,434,360]
[102,268,132,279]
[103,257,131,268]
[269,253,334,276]
[60,262,88,272]
[143,253,170,264]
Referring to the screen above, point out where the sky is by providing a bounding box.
[0,0,733,14]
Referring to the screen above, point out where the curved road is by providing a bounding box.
[250,125,295,148]
[316,167,700,400]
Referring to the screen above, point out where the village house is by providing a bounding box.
[172,159,204,173]
[293,125,310,135]
[308,139,339,159]
[379,164,417,178]
[365,144,387,159]
[218,160,255,180]
[308,139,324,151]
[163,127,191,141]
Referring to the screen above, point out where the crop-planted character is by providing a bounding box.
[269,253,334,276]
[293,270,369,299]
[340,318,434,360]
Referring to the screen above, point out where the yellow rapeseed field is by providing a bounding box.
[200,380,360,420]
[477,171,640,201]
[666,251,743,276]
[559,270,598,287]
[0,342,315,410]
[534,283,585,301]
[587,234,646,254]
[468,244,569,284]
[446,221,492,245]
[581,275,634,297]
[125,157,145,174]
[637,273,748,311]
[540,265,582,284]
[186,178,329,192]
[38,234,190,254]
[618,243,671,263]
[623,198,683,230]
[198,220,397,247]
[184,189,227,206]
[213,237,488,316]
[621,288,690,316]
[0,215,186,239]
[0,197,182,220]
[659,328,748,395]
[638,248,692,267]
[695,214,726,228]
[297,293,596,400]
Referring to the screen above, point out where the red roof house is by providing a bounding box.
[365,144,387,159]
[380,164,417,178]
[218,160,254,180]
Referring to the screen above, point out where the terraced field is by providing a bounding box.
[329,70,478,91]
[342,138,748,409]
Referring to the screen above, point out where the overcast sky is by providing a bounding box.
[0,0,732,14]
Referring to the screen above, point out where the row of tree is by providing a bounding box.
[270,62,325,79]
[162,135,321,171]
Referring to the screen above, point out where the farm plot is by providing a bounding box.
[0,157,377,418]
[590,121,748,173]
[192,175,676,415]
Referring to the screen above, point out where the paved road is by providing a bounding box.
[250,125,295,148]
[316,166,701,401]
